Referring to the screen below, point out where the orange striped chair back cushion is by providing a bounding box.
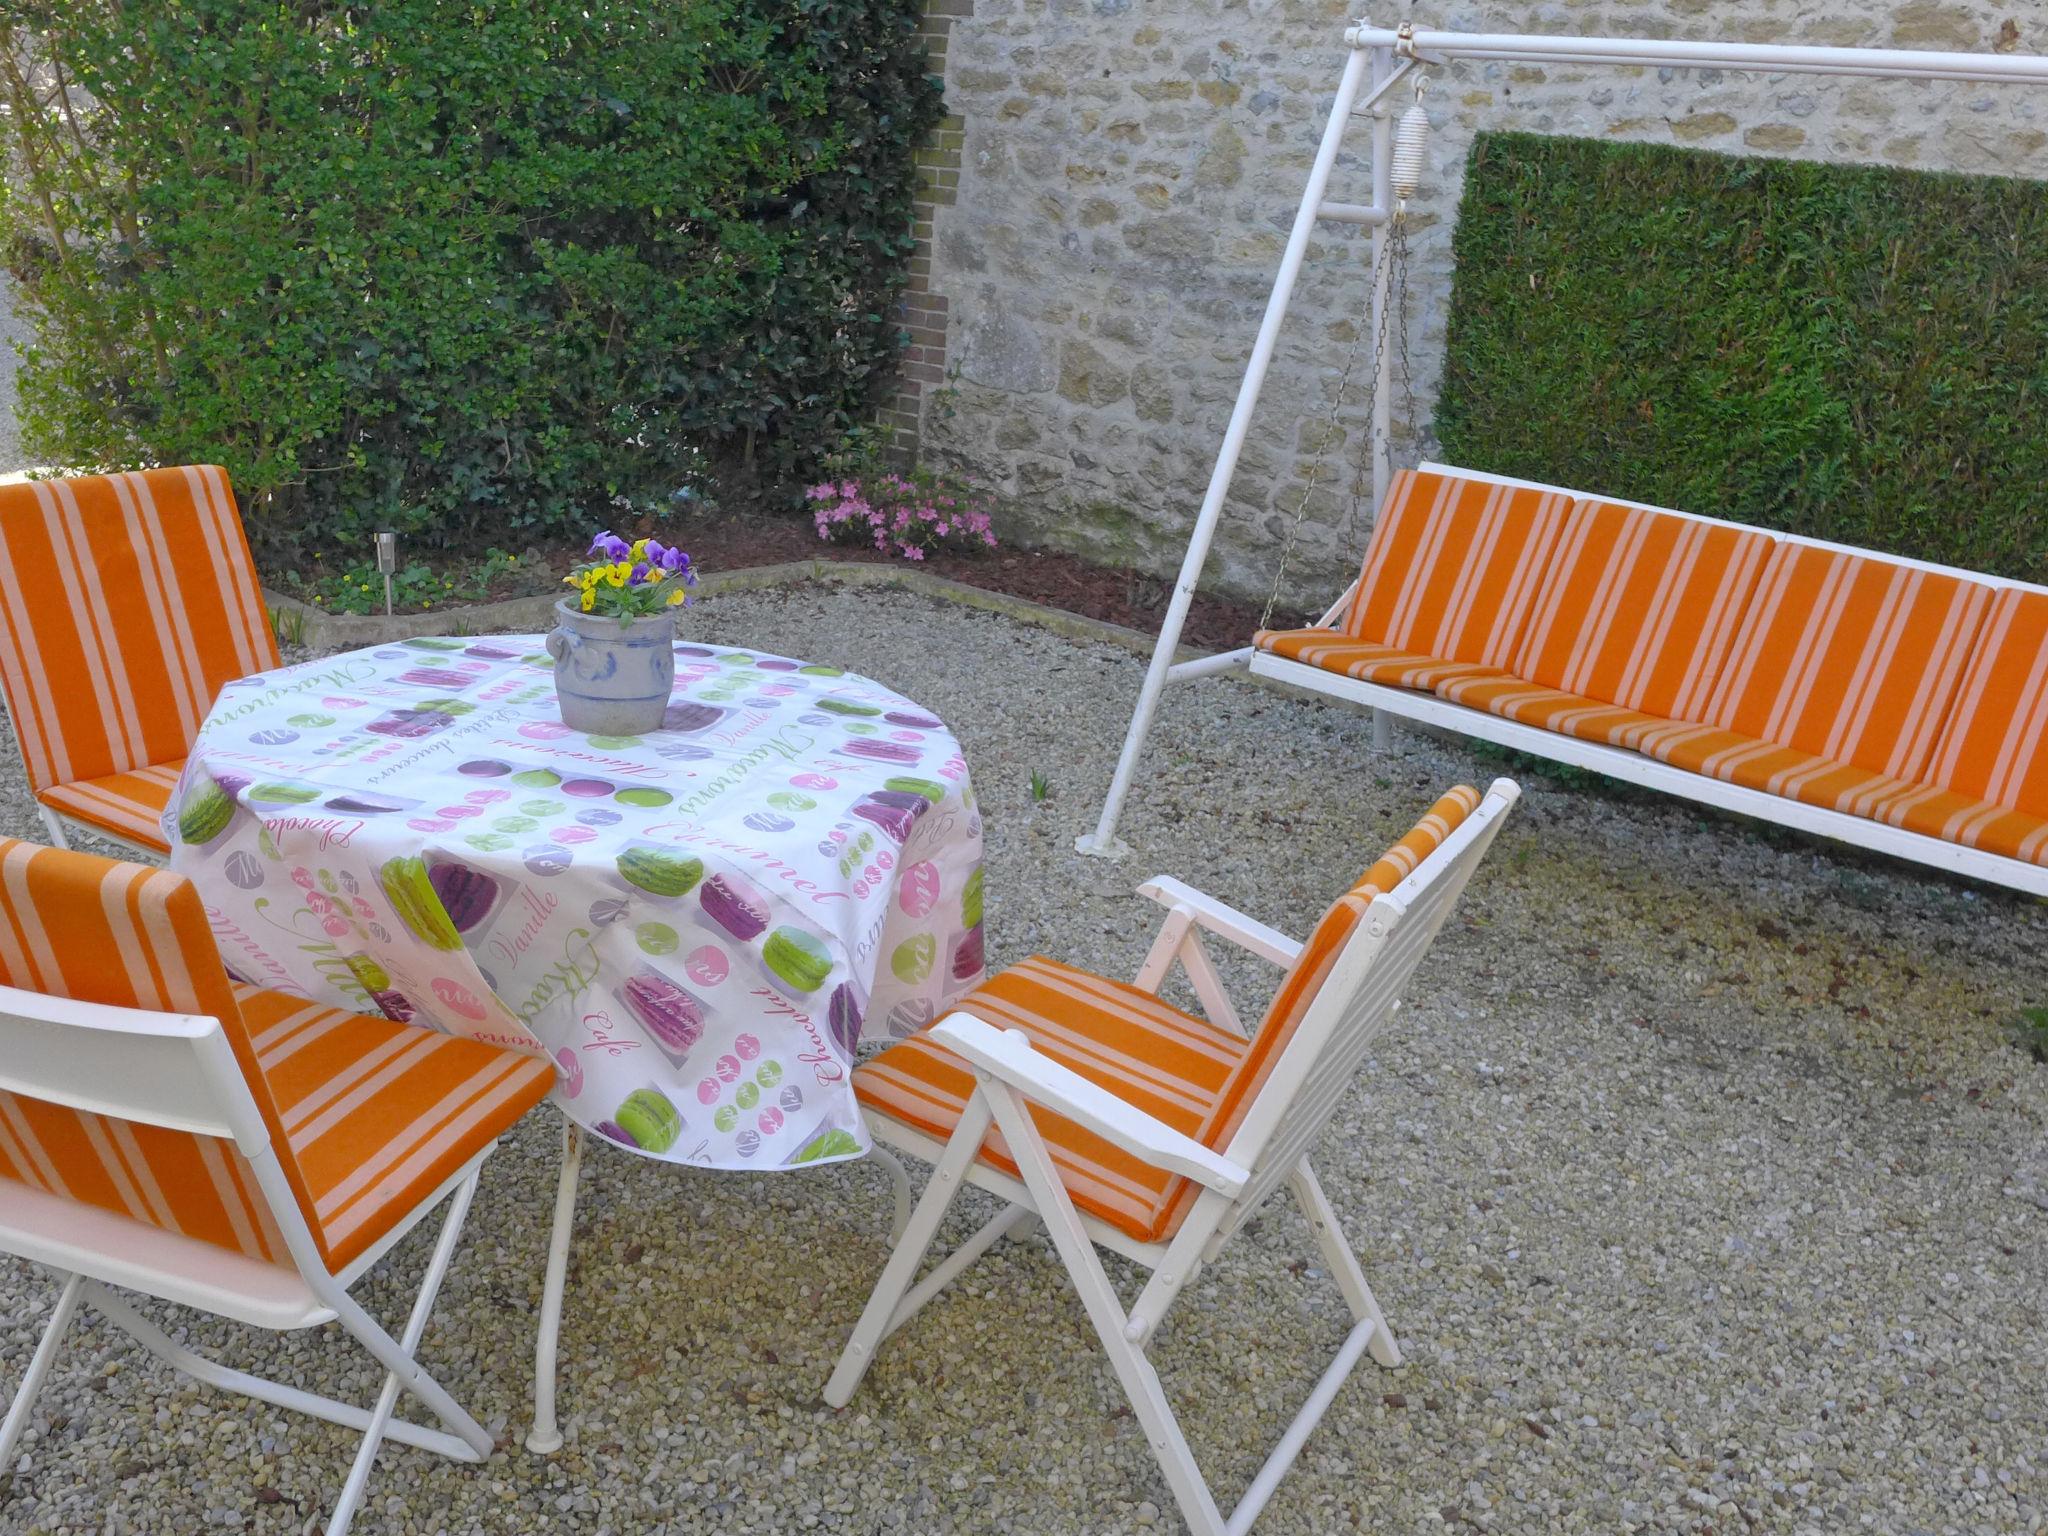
[1516,500,1774,720]
[1923,585,2048,818]
[0,467,278,794]
[1702,543,1994,780]
[1344,471,1573,668]
[1199,785,1480,1153]
[0,839,297,1265]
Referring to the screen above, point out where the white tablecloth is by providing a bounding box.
[166,636,985,1168]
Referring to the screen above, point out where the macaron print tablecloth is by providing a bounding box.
[164,635,986,1169]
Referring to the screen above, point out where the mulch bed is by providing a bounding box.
[654,508,1310,652]
[281,507,1308,653]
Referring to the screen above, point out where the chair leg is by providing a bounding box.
[980,1081,1229,1536]
[526,1117,583,1455]
[82,1285,479,1461]
[1290,1160,1399,1367]
[868,1144,913,1246]
[0,1270,83,1471]
[35,806,71,850]
[326,1168,486,1536]
[824,1097,991,1408]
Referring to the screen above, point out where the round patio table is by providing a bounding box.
[164,633,987,1168]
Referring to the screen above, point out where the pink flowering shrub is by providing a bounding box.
[807,466,996,562]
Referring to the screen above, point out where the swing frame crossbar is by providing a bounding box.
[1078,18,2048,859]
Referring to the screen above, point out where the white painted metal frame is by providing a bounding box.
[1080,19,2048,861]
[830,781,1520,1536]
[0,983,505,1536]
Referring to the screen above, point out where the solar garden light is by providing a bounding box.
[375,530,397,617]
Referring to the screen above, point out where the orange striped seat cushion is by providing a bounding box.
[37,760,183,852]
[1513,500,1774,720]
[0,467,277,801]
[1691,543,1993,782]
[1623,726,2048,866]
[1432,674,1670,750]
[1882,785,2048,867]
[233,985,555,1270]
[1250,629,1509,693]
[854,958,1249,1244]
[1342,470,1573,665]
[0,839,553,1272]
[1921,587,2048,823]
[854,787,1481,1244]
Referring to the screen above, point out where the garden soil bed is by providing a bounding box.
[277,507,1307,653]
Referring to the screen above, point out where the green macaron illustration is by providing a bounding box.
[614,1088,683,1154]
[177,772,235,844]
[961,867,984,929]
[376,855,462,951]
[617,846,705,899]
[883,776,946,805]
[763,926,832,993]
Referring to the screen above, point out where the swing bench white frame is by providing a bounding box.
[829,780,1521,1536]
[1079,20,2048,863]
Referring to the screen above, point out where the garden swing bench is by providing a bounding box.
[1079,23,2048,900]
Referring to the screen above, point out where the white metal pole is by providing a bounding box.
[1077,44,1378,859]
[1366,42,1397,753]
[1342,25,2048,84]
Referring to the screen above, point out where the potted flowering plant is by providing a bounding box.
[546,532,698,734]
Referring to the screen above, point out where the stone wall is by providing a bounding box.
[901,1,2046,605]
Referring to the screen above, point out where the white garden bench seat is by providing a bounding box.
[1252,465,2048,895]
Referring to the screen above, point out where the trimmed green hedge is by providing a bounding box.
[0,0,941,558]
[1436,131,2048,583]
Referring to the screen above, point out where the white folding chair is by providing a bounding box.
[0,841,554,1535]
[827,780,1520,1536]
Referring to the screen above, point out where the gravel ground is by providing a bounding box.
[1,583,2044,1535]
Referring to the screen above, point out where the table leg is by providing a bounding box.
[526,1117,583,1455]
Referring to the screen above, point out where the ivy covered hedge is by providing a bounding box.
[1436,132,2048,583]
[0,0,941,558]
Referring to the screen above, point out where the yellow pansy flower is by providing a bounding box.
[666,588,686,607]
[580,587,595,612]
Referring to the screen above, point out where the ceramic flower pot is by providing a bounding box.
[546,598,677,735]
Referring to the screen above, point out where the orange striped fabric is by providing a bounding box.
[0,468,277,851]
[854,958,1248,1243]
[232,985,556,1270]
[852,787,1481,1244]
[1655,543,1994,782]
[1203,786,1479,1155]
[36,760,185,849]
[1341,470,1573,665]
[1432,674,1671,749]
[1514,500,1774,719]
[0,839,553,1272]
[1922,586,2048,823]
[1250,629,1511,693]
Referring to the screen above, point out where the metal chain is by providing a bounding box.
[1260,205,1406,631]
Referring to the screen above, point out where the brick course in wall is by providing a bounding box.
[877,0,971,458]
[886,0,2047,603]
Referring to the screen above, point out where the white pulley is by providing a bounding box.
[1392,78,1430,203]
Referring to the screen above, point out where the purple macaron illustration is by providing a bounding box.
[622,972,706,1065]
[850,789,931,846]
[842,738,921,766]
[828,982,864,1058]
[699,873,770,942]
[423,854,509,934]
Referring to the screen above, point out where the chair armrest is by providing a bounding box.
[928,1013,1249,1198]
[1134,876,1302,968]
